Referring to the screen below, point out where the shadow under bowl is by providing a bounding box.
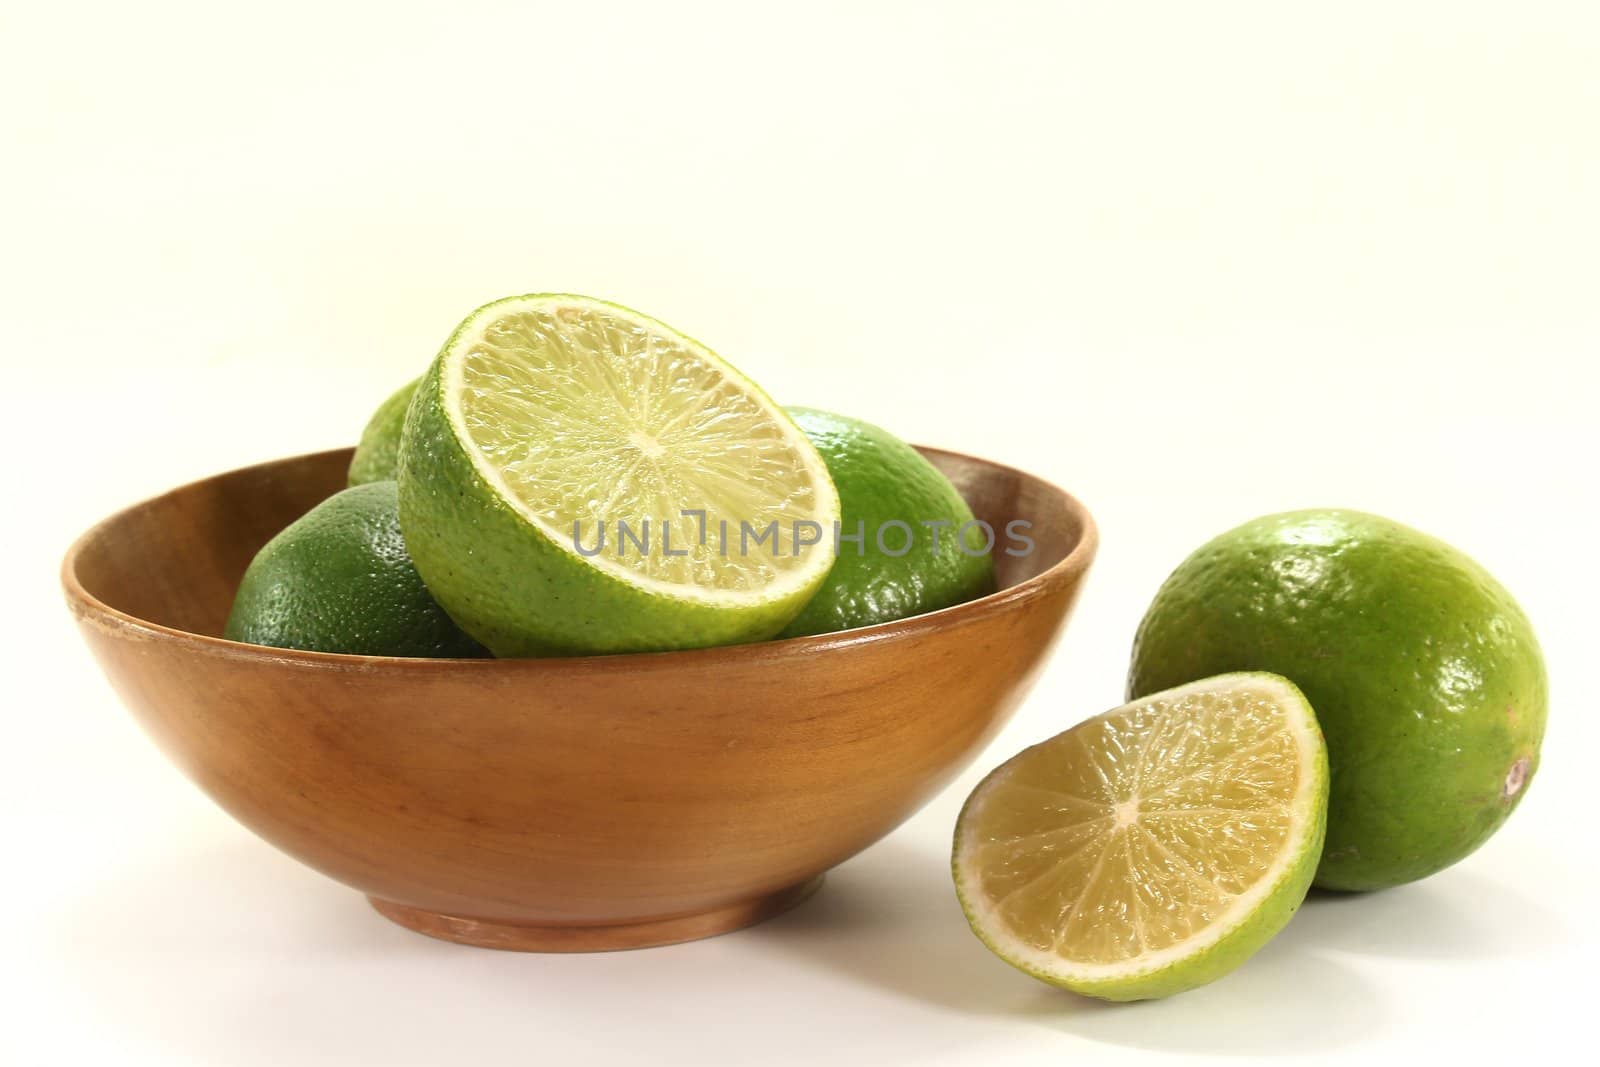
[62,446,1097,951]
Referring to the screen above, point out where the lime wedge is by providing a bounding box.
[953,673,1329,1001]
[398,294,839,656]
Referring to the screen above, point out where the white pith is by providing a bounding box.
[955,673,1323,984]
[440,295,840,607]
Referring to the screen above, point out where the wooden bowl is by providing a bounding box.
[63,447,1097,951]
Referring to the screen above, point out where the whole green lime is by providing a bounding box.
[348,378,420,486]
[1127,509,1546,891]
[777,407,994,638]
[224,481,487,658]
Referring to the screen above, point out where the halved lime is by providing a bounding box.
[397,294,839,656]
[953,673,1329,1001]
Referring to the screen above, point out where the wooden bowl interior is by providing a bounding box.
[73,453,350,637]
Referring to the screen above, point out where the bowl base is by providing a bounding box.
[368,877,824,952]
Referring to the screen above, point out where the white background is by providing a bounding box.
[4,2,1596,1064]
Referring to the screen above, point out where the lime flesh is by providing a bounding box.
[954,673,1328,1001]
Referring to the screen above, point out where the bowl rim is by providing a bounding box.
[62,445,1098,673]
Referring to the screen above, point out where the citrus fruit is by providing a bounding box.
[1128,509,1547,891]
[954,673,1328,1001]
[348,377,419,485]
[777,407,994,638]
[223,481,488,658]
[397,294,840,657]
